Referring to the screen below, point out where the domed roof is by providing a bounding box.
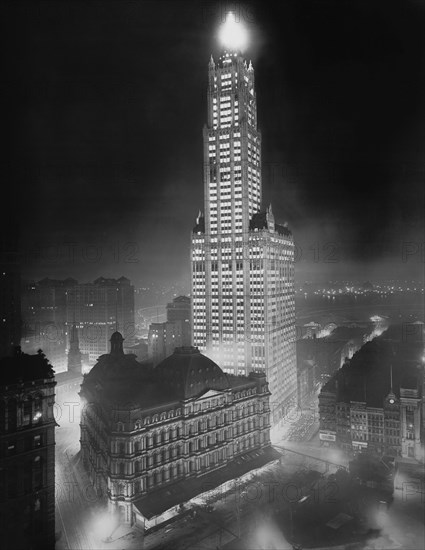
[85,332,137,382]
[85,351,141,382]
[154,346,229,399]
[110,331,124,354]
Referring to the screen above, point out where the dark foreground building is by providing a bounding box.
[318,325,424,461]
[80,333,277,531]
[0,349,56,550]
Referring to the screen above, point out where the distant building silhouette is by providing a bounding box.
[21,278,77,372]
[147,296,191,366]
[0,270,21,357]
[0,348,56,550]
[148,321,182,366]
[21,276,135,368]
[166,295,191,346]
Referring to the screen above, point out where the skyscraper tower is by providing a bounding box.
[191,15,297,422]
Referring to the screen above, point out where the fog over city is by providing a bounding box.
[1,2,424,550]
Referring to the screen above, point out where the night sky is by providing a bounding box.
[3,0,424,286]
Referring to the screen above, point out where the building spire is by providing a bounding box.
[110,331,124,355]
[68,318,82,374]
[115,288,119,333]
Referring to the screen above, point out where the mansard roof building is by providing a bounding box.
[79,333,277,530]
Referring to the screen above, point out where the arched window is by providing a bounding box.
[153,414,159,423]
[160,412,166,421]
[135,419,142,430]
[144,417,150,426]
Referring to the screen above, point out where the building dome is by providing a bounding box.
[154,346,229,399]
[84,332,140,383]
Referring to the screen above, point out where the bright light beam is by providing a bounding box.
[218,12,248,52]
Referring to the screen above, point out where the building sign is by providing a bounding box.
[352,441,367,448]
[320,431,336,442]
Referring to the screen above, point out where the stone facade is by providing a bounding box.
[79,337,273,528]
[0,350,56,550]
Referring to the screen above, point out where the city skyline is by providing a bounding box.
[3,1,424,286]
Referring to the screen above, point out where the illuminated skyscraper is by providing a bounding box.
[191,18,297,422]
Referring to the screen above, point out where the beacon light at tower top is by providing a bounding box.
[218,12,249,53]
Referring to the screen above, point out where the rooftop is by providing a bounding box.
[0,348,55,386]
[321,325,424,407]
[154,347,229,400]
[81,343,265,410]
[134,446,280,520]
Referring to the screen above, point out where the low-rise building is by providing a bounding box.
[318,326,424,461]
[79,333,277,530]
